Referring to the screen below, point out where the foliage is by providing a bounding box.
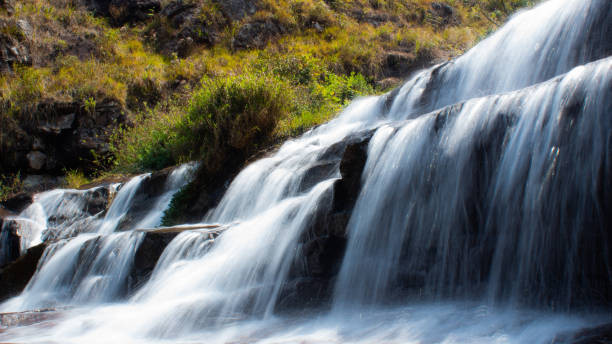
[0,0,534,182]
[64,169,90,189]
[0,172,21,202]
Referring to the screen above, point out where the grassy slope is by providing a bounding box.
[0,0,535,199]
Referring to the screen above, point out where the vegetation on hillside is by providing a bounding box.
[0,0,536,200]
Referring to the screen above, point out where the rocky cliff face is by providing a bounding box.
[1,99,129,177]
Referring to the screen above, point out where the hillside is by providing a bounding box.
[0,0,534,199]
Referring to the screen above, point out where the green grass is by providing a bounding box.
[0,0,536,184]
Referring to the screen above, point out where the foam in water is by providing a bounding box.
[1,0,610,342]
[334,57,612,310]
[0,164,195,313]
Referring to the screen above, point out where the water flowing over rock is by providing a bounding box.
[0,0,611,342]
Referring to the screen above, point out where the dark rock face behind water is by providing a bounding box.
[128,231,179,293]
[275,59,612,310]
[0,214,21,268]
[276,131,371,311]
[0,244,46,302]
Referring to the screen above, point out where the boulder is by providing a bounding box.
[0,243,46,302]
[37,113,75,135]
[16,20,33,40]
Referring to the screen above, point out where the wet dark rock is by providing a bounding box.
[1,193,33,213]
[553,323,612,344]
[333,136,370,213]
[275,277,334,311]
[298,161,338,193]
[128,231,179,293]
[233,18,286,50]
[0,243,46,302]
[109,0,161,24]
[213,0,258,21]
[21,175,65,194]
[84,186,111,215]
[0,216,21,268]
[116,168,172,231]
[128,225,221,293]
[278,132,372,311]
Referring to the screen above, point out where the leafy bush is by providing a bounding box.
[175,73,292,172]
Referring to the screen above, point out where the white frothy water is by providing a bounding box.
[334,57,612,310]
[1,0,611,342]
[0,164,195,313]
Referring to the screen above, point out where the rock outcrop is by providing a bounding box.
[0,98,129,176]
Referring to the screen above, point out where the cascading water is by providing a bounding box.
[0,164,195,312]
[0,0,610,342]
[334,57,612,310]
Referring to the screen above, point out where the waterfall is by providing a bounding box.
[0,164,195,312]
[0,0,610,342]
[334,57,612,310]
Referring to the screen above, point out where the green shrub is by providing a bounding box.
[175,73,292,172]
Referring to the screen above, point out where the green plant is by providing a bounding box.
[64,169,90,189]
[176,73,292,171]
[84,96,96,114]
[0,172,21,202]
